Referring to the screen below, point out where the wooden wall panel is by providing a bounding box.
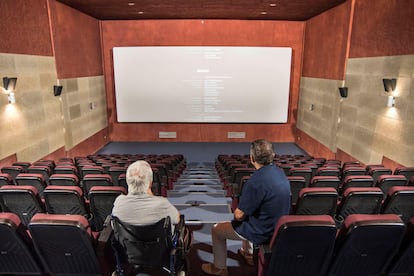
[382,156,404,172]
[350,0,414,58]
[302,0,352,80]
[49,0,103,78]
[101,20,305,142]
[295,129,336,159]
[40,147,66,162]
[66,128,109,158]
[0,0,52,55]
[0,154,17,168]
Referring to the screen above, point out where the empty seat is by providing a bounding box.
[80,165,104,179]
[0,185,44,227]
[29,213,102,275]
[43,186,89,217]
[0,212,42,275]
[287,176,306,206]
[294,187,338,216]
[340,175,374,192]
[328,214,405,276]
[309,176,340,189]
[15,173,47,196]
[1,165,24,183]
[27,165,52,184]
[376,174,408,194]
[381,186,414,223]
[387,216,414,275]
[289,167,313,186]
[394,166,414,180]
[49,173,80,186]
[341,166,366,180]
[258,215,336,276]
[368,167,393,183]
[108,166,127,186]
[82,174,113,196]
[53,164,79,176]
[12,161,31,172]
[315,166,341,177]
[335,187,383,223]
[0,173,13,187]
[89,186,126,231]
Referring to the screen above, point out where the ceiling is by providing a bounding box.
[56,0,347,21]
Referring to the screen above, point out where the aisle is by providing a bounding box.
[168,162,257,275]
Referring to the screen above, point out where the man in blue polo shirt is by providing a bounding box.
[202,139,291,276]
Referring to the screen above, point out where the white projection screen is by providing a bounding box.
[113,46,292,123]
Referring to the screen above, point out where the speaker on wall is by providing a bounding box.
[339,87,348,98]
[53,85,63,96]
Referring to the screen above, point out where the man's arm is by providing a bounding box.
[234,208,246,221]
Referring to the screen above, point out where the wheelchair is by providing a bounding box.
[111,214,191,276]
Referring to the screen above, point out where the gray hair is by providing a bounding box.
[250,139,275,165]
[126,160,153,195]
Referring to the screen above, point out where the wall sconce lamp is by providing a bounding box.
[382,78,396,93]
[3,77,17,104]
[339,87,348,98]
[53,85,63,96]
[382,78,397,107]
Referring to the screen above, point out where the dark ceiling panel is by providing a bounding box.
[56,0,347,21]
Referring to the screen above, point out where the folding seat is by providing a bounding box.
[1,165,24,183]
[12,161,31,172]
[32,160,55,171]
[325,159,342,167]
[315,166,341,177]
[394,166,414,180]
[111,214,189,275]
[375,174,408,194]
[341,161,361,171]
[54,164,79,176]
[289,167,313,186]
[367,166,393,183]
[28,213,102,275]
[108,166,127,186]
[43,186,89,217]
[340,175,374,193]
[0,212,43,275]
[381,186,414,223]
[309,175,340,189]
[49,173,80,186]
[15,173,47,196]
[387,216,414,275]
[227,167,255,197]
[27,165,52,184]
[294,187,338,216]
[335,187,383,223]
[341,166,366,180]
[151,163,170,189]
[0,173,13,187]
[80,165,104,179]
[258,215,336,276]
[287,176,306,206]
[82,173,113,196]
[300,163,319,177]
[328,214,405,276]
[89,186,126,231]
[278,163,295,176]
[0,185,44,227]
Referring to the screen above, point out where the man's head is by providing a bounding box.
[126,160,153,195]
[250,139,275,166]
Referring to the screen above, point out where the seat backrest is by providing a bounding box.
[0,212,42,275]
[263,215,336,276]
[368,167,393,183]
[342,166,366,180]
[309,176,340,189]
[341,175,374,191]
[29,213,101,275]
[376,174,408,194]
[82,174,113,196]
[112,215,172,267]
[43,186,88,216]
[315,167,341,177]
[394,166,414,180]
[0,173,13,187]
[80,165,104,179]
[289,167,313,186]
[0,185,44,226]
[294,187,338,216]
[328,214,405,276]
[336,187,383,221]
[1,166,24,183]
[89,186,126,231]
[15,173,47,196]
[287,176,306,206]
[381,186,414,223]
[49,173,80,186]
[27,165,52,183]
[53,165,79,176]
[108,166,127,186]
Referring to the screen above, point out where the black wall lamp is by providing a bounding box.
[382,78,397,93]
[53,85,63,96]
[339,87,348,98]
[3,77,17,104]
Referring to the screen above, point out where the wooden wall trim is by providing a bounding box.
[295,129,336,159]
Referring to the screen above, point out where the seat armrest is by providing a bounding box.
[258,244,272,263]
[98,215,113,244]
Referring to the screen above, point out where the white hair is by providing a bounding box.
[126,160,153,195]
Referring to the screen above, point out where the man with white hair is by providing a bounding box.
[112,160,180,227]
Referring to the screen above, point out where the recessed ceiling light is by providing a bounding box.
[260,11,268,15]
[137,11,144,15]
[128,2,135,6]
[269,3,277,7]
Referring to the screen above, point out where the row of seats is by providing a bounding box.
[258,214,414,276]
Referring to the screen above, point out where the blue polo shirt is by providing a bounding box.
[234,163,291,245]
